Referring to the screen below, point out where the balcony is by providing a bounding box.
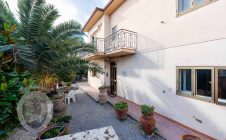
[84,38,105,60]
[104,29,137,57]
[84,29,137,60]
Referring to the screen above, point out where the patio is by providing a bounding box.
[67,88,165,140]
[6,83,215,140]
[78,82,215,140]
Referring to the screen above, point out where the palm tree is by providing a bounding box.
[0,0,100,81]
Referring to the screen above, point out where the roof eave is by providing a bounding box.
[82,7,104,32]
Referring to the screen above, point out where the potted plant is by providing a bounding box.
[139,105,156,135]
[38,115,72,140]
[50,115,72,126]
[66,81,71,88]
[98,85,109,104]
[42,79,66,117]
[113,101,128,120]
[51,92,66,117]
[38,74,67,117]
[38,125,67,140]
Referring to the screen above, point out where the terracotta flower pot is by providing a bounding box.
[98,88,108,104]
[115,108,128,120]
[52,94,66,117]
[140,114,155,135]
[181,134,201,140]
[143,124,153,135]
[99,88,107,93]
[37,125,68,140]
[140,114,155,126]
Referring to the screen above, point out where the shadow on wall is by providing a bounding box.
[116,34,167,92]
[137,34,165,52]
[115,34,226,139]
[146,75,225,139]
[114,34,166,79]
[120,74,225,139]
[136,33,165,69]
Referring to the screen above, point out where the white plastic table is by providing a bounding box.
[46,126,119,140]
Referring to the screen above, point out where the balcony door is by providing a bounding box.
[110,62,117,97]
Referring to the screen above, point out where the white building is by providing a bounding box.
[82,0,226,139]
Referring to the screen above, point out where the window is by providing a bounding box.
[178,0,192,13]
[177,67,216,103]
[216,68,226,105]
[90,71,100,79]
[177,0,218,15]
[178,69,192,95]
[91,71,96,77]
[195,69,212,99]
[91,36,95,43]
[195,0,204,4]
[112,26,117,41]
[112,26,117,34]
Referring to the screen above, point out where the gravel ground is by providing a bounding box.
[6,89,165,140]
[67,89,165,140]
[6,128,36,140]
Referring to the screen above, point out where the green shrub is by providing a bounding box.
[50,115,72,125]
[41,126,64,139]
[141,104,155,116]
[0,19,36,138]
[98,85,109,90]
[0,70,34,138]
[113,102,128,110]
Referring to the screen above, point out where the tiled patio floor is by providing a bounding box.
[78,82,215,140]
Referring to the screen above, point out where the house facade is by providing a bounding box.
[82,0,226,139]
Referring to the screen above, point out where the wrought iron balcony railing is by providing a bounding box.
[84,29,137,59]
[93,38,105,53]
[104,29,137,52]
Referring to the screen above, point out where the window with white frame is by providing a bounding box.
[177,0,218,15]
[176,67,226,105]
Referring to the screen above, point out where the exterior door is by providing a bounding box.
[110,62,117,96]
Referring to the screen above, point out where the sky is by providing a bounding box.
[6,0,110,26]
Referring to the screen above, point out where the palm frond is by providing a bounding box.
[15,45,36,70]
[0,0,17,25]
[41,4,59,33]
[0,44,35,71]
[51,20,83,41]
[1,0,102,81]
[0,44,14,52]
[17,0,45,43]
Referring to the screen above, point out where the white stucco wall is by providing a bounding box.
[87,16,104,41]
[110,0,226,48]
[85,0,226,139]
[87,15,111,88]
[88,59,105,89]
[88,14,110,40]
[113,39,226,139]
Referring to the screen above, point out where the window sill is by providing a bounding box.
[177,93,214,103]
[176,0,218,18]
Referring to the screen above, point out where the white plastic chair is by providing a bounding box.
[71,84,78,90]
[65,90,76,104]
